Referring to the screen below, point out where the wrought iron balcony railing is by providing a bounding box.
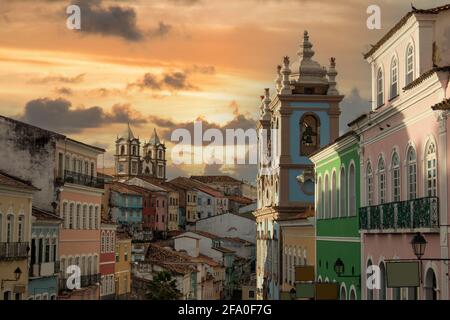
[59,273,101,291]
[0,242,29,260]
[359,196,439,231]
[62,170,104,189]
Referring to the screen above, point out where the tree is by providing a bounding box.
[145,271,182,300]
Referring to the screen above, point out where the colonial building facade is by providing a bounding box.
[351,4,450,300]
[310,131,361,300]
[254,31,343,300]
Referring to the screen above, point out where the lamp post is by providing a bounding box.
[1,267,23,290]
[411,232,427,284]
[333,258,360,288]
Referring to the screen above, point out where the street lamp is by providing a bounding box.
[333,258,345,277]
[411,232,427,260]
[1,267,23,290]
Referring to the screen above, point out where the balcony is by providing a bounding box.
[59,273,101,291]
[359,196,439,231]
[62,170,104,189]
[0,242,29,260]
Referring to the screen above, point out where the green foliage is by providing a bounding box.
[145,271,182,300]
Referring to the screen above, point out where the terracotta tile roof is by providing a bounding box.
[0,171,39,191]
[363,4,450,59]
[170,177,225,198]
[146,243,198,275]
[222,237,253,246]
[190,230,220,240]
[431,98,450,111]
[119,183,153,195]
[191,175,243,184]
[403,66,450,91]
[227,195,254,205]
[32,207,62,221]
[107,182,142,196]
[194,254,221,267]
[135,176,177,192]
[116,231,132,240]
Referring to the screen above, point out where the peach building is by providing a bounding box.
[56,139,105,300]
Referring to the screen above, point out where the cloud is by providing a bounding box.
[128,70,198,92]
[54,87,73,96]
[148,101,257,145]
[29,73,85,84]
[71,0,144,41]
[147,21,173,39]
[339,87,371,134]
[19,97,147,133]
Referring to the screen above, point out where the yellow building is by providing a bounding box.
[115,231,132,299]
[0,171,38,300]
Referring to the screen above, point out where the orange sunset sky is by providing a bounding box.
[0,0,447,182]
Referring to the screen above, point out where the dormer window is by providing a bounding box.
[390,57,398,99]
[376,68,384,107]
[406,44,414,85]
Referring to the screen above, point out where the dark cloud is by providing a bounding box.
[147,21,173,39]
[339,87,371,134]
[54,87,73,96]
[29,73,85,84]
[128,70,198,92]
[19,97,146,133]
[71,0,143,41]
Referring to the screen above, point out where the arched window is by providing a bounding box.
[391,152,400,202]
[366,162,373,206]
[340,284,347,300]
[158,150,163,159]
[6,215,14,242]
[424,268,438,300]
[426,142,437,196]
[324,174,329,219]
[120,145,125,155]
[83,205,87,229]
[17,215,24,242]
[101,232,105,253]
[407,146,417,200]
[340,167,346,217]
[331,171,337,218]
[94,207,99,229]
[76,204,81,229]
[406,44,414,85]
[378,157,386,204]
[377,68,384,107]
[69,203,74,229]
[348,163,356,216]
[367,260,373,300]
[317,176,323,219]
[300,114,320,156]
[88,206,93,229]
[390,57,398,98]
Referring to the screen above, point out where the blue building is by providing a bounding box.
[106,183,143,226]
[254,31,342,300]
[28,208,62,300]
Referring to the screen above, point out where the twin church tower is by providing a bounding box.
[114,124,167,180]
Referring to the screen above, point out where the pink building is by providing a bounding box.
[350,5,450,300]
[100,220,116,300]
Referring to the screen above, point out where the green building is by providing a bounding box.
[310,131,361,300]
